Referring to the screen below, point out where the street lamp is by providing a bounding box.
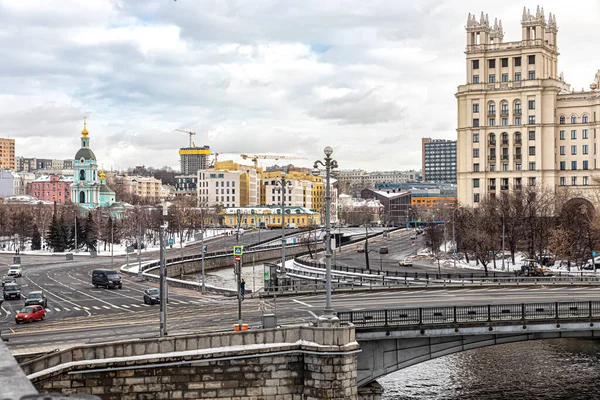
[312,146,339,327]
[275,172,292,270]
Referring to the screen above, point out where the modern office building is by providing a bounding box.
[179,145,211,175]
[174,175,198,197]
[457,8,600,206]
[421,138,457,184]
[361,188,412,227]
[0,138,16,171]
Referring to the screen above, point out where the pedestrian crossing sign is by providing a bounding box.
[233,245,244,256]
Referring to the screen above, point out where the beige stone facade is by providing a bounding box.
[457,7,600,206]
[117,175,168,202]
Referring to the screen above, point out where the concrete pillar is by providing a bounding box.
[358,380,384,400]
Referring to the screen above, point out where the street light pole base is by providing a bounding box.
[317,313,340,327]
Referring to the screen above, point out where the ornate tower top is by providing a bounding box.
[82,117,89,138]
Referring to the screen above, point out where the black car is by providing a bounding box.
[3,283,21,300]
[379,246,389,255]
[24,291,47,308]
[92,269,122,289]
[1,275,15,287]
[143,288,160,305]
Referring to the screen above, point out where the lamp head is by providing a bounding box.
[311,167,320,176]
[324,146,333,156]
[280,171,286,178]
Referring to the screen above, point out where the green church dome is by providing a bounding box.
[75,147,97,161]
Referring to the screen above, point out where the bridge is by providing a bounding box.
[10,299,600,399]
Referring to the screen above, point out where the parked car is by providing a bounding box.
[24,291,47,308]
[399,259,413,266]
[92,269,122,289]
[1,275,15,287]
[143,288,160,305]
[3,283,21,300]
[15,305,45,324]
[7,265,22,277]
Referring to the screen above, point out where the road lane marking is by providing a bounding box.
[292,299,313,308]
[102,306,111,310]
[21,270,91,317]
[54,308,61,312]
[121,305,130,308]
[10,328,15,333]
[73,307,80,311]
[130,305,141,308]
[82,307,90,310]
[92,306,101,310]
[63,307,70,311]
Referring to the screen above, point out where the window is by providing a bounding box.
[571,115,577,124]
[473,119,479,127]
[583,160,589,170]
[529,146,535,156]
[571,177,577,186]
[472,133,479,142]
[528,55,535,64]
[472,103,479,113]
[560,161,566,170]
[515,132,522,142]
[583,144,589,154]
[560,177,565,186]
[528,100,535,110]
[571,130,577,139]
[528,70,536,80]
[473,179,480,188]
[489,74,495,83]
[560,115,565,124]
[501,101,508,114]
[529,162,536,170]
[516,163,522,171]
[489,59,496,68]
[560,146,566,155]
[584,176,589,186]
[560,130,565,140]
[514,101,521,114]
[474,193,480,203]
[583,114,589,123]
[473,148,479,158]
[503,163,509,171]
[472,60,479,69]
[514,57,521,67]
[528,131,535,140]
[528,116,536,124]
[473,75,479,83]
[529,177,536,186]
[583,129,588,139]
[501,118,508,126]
[515,72,521,81]
[501,58,508,68]
[571,145,577,155]
[473,163,480,172]
[571,161,577,170]
[488,102,495,115]
[515,116,521,125]
[502,73,508,82]
[490,164,496,172]
[489,118,496,126]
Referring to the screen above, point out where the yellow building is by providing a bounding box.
[0,138,16,170]
[261,170,324,211]
[221,205,320,228]
[457,8,600,206]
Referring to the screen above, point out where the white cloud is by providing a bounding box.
[0,0,598,173]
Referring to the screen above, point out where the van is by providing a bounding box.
[92,269,122,289]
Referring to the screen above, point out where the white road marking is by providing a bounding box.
[82,306,90,310]
[63,307,70,311]
[73,307,80,311]
[292,299,313,308]
[130,304,141,308]
[102,306,111,310]
[54,308,61,312]
[92,306,101,310]
[121,305,130,308]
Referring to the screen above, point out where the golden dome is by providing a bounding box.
[82,117,89,138]
[99,170,105,180]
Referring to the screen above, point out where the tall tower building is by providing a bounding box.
[179,145,211,175]
[422,138,457,183]
[0,138,16,170]
[456,8,600,206]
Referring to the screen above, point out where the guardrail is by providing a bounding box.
[338,301,600,328]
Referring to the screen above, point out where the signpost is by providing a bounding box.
[233,245,244,331]
[593,251,597,273]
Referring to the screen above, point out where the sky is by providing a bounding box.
[1,0,599,173]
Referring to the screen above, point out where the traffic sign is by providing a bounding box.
[234,255,241,262]
[593,251,597,257]
[202,245,207,253]
[233,245,244,256]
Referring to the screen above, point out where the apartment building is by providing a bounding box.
[422,138,457,183]
[26,174,73,204]
[197,161,261,208]
[0,138,16,170]
[116,175,168,202]
[457,7,600,206]
[179,145,211,175]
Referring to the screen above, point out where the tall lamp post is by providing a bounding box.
[275,172,292,269]
[312,146,339,327]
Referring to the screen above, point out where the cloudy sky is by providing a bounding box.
[1,1,599,173]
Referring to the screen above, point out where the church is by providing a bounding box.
[70,119,116,209]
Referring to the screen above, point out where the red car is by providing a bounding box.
[15,305,45,324]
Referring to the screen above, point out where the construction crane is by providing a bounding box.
[175,129,196,148]
[240,154,307,169]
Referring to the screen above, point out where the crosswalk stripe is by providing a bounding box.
[54,308,61,312]
[121,305,130,308]
[63,307,70,311]
[73,307,80,311]
[130,304,141,308]
[92,306,101,310]
[102,306,111,310]
[111,305,121,309]
[141,304,150,307]
[83,306,90,310]
[45,309,51,313]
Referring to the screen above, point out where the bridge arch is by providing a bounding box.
[357,329,600,387]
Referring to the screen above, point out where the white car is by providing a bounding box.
[399,259,413,267]
[7,265,22,277]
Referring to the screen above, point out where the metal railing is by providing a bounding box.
[338,301,600,328]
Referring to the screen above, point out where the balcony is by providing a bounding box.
[515,184,522,190]
[488,111,496,117]
[488,185,497,191]
[501,155,509,161]
[515,138,522,145]
[501,185,509,190]
[514,108,522,115]
[489,139,496,146]
[501,110,509,117]
[502,139,509,145]
[488,155,496,161]
[514,154,522,160]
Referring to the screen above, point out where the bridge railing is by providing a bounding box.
[337,301,600,327]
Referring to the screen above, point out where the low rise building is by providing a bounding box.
[0,169,17,198]
[361,188,412,227]
[221,205,320,228]
[115,175,168,202]
[27,174,73,204]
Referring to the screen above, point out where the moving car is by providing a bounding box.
[143,288,160,305]
[399,259,413,266]
[92,269,122,289]
[357,244,365,253]
[24,291,47,308]
[7,265,22,277]
[15,305,45,324]
[379,246,389,255]
[1,275,15,287]
[3,283,21,300]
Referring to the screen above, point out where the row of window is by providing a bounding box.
[560,115,590,124]
[473,71,535,84]
[472,159,590,172]
[473,116,536,127]
[472,56,534,70]
[32,192,68,198]
[559,145,589,155]
[212,180,235,187]
[474,130,592,144]
[216,188,236,195]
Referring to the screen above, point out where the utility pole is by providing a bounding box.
[110,219,114,267]
[74,216,78,254]
[364,223,370,270]
[159,204,168,337]
[452,209,456,269]
[237,257,243,331]
[137,222,142,281]
[275,173,291,269]
[501,213,506,271]
[200,207,206,293]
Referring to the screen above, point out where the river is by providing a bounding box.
[380,339,600,399]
